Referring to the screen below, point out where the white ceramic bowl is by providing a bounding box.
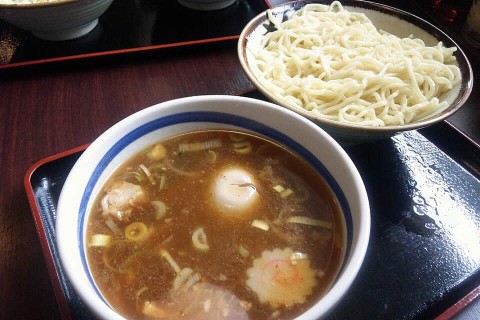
[56,95,370,320]
[0,0,114,41]
[238,0,473,145]
[177,0,236,11]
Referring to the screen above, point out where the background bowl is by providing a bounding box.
[56,95,370,320]
[0,0,114,41]
[238,0,473,145]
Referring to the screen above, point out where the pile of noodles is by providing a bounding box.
[249,2,461,126]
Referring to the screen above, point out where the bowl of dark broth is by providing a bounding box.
[56,95,370,320]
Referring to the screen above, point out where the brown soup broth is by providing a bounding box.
[86,130,346,319]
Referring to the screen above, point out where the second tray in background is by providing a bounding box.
[0,0,269,69]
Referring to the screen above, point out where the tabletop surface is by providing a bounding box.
[1,0,479,319]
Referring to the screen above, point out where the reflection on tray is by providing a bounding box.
[0,0,269,68]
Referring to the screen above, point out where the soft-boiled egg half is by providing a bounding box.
[213,167,258,215]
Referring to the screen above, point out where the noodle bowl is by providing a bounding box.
[238,0,472,143]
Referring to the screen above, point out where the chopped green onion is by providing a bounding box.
[233,141,252,154]
[159,175,166,190]
[142,301,167,317]
[280,188,294,198]
[89,234,111,247]
[204,299,212,312]
[239,245,250,257]
[192,227,209,252]
[178,139,221,152]
[240,300,253,311]
[151,200,167,220]
[290,252,308,265]
[139,164,155,185]
[273,185,293,198]
[173,267,201,292]
[218,274,228,281]
[183,272,201,290]
[207,150,217,163]
[132,171,144,183]
[135,286,148,301]
[166,160,197,177]
[139,164,151,177]
[229,133,246,142]
[146,143,166,161]
[173,267,194,291]
[160,249,181,274]
[287,216,332,229]
[251,219,269,231]
[105,219,120,233]
[125,222,148,241]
